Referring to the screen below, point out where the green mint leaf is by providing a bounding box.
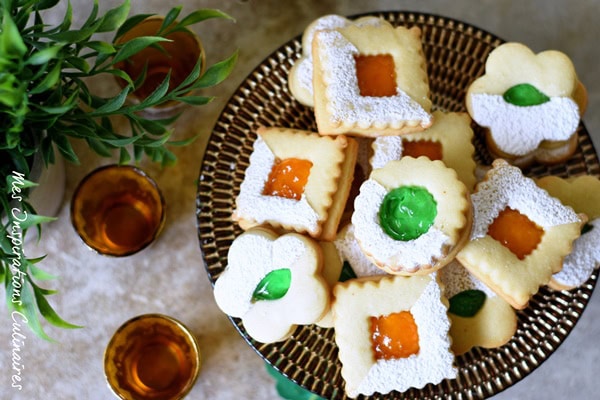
[449,289,487,317]
[503,83,550,107]
[252,268,292,302]
[339,261,357,282]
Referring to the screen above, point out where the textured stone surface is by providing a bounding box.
[0,1,598,399]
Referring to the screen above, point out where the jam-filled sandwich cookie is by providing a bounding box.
[334,223,388,278]
[352,156,472,275]
[439,260,517,355]
[233,126,358,241]
[536,175,600,290]
[456,159,585,310]
[213,227,330,343]
[371,111,477,190]
[288,14,386,107]
[312,18,432,136]
[466,42,587,167]
[332,274,456,398]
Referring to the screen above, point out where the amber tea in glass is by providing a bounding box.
[70,165,165,257]
[114,16,205,116]
[104,314,201,400]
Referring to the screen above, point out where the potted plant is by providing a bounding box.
[0,0,237,339]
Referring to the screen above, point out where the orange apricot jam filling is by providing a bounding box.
[369,311,420,360]
[402,139,443,161]
[354,54,397,97]
[487,207,544,260]
[263,158,313,200]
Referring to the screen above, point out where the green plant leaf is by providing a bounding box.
[111,36,170,65]
[119,147,131,164]
[29,61,62,94]
[114,13,155,40]
[177,95,214,106]
[35,0,61,10]
[178,9,236,28]
[0,10,27,58]
[52,134,79,164]
[140,70,171,105]
[158,6,182,35]
[28,262,57,281]
[96,0,131,33]
[85,41,116,56]
[86,137,114,157]
[89,86,130,116]
[195,50,238,88]
[26,45,63,65]
[33,284,83,329]
[252,268,292,302]
[448,290,487,317]
[14,213,57,231]
[8,282,54,342]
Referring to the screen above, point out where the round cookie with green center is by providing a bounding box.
[352,156,473,275]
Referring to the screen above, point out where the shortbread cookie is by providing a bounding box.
[332,274,456,398]
[466,42,587,167]
[315,241,344,328]
[352,156,472,275]
[233,127,358,241]
[334,223,388,278]
[371,111,477,190]
[312,20,432,136]
[536,175,600,290]
[213,227,329,343]
[456,159,584,309]
[439,260,517,355]
[288,14,386,107]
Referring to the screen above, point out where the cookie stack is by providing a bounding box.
[213,14,596,399]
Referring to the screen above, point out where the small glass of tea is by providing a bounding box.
[104,314,201,400]
[113,16,206,118]
[70,164,165,257]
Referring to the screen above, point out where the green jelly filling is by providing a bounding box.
[252,268,291,302]
[378,186,437,241]
[503,83,550,107]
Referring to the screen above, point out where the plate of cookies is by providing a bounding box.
[197,11,599,399]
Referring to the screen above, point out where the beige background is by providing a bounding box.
[1,0,599,399]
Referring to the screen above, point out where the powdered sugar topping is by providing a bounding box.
[235,137,320,232]
[553,218,600,288]
[356,276,457,396]
[334,224,387,277]
[440,260,497,299]
[351,179,451,271]
[371,136,403,169]
[317,30,431,129]
[470,94,580,156]
[471,162,580,239]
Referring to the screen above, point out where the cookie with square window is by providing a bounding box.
[371,111,477,191]
[312,21,432,137]
[332,274,456,398]
[456,159,585,309]
[536,175,600,290]
[233,126,358,241]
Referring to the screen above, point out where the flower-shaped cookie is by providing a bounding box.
[213,228,329,343]
[466,42,587,166]
[537,175,600,290]
[288,14,386,106]
[439,260,517,355]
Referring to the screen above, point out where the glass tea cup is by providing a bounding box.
[113,16,206,118]
[70,165,165,257]
[104,314,201,400]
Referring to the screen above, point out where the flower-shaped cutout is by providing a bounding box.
[213,228,329,343]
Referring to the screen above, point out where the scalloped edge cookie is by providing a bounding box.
[332,274,456,398]
[312,21,432,136]
[233,126,358,241]
[371,111,477,191]
[456,159,585,309]
[352,156,472,275]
